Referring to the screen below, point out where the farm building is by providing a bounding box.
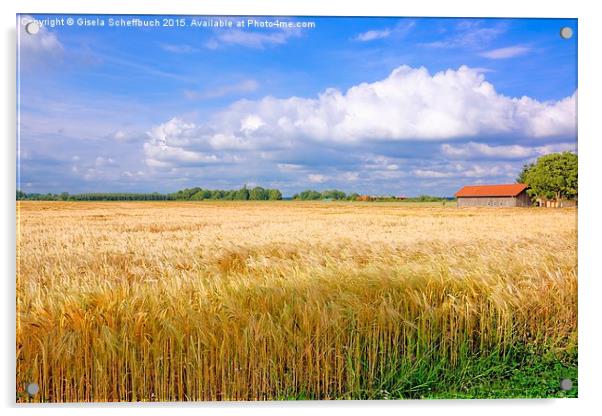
[455,184,531,207]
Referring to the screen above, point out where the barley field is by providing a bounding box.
[16,201,578,402]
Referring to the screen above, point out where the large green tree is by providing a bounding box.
[518,152,577,201]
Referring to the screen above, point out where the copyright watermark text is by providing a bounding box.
[20,16,317,30]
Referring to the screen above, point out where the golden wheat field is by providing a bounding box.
[16,201,577,402]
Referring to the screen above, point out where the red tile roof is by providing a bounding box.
[455,183,528,197]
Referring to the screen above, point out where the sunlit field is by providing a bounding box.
[16,201,577,402]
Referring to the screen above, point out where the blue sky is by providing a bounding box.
[17,15,577,197]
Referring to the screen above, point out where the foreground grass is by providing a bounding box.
[16,202,577,401]
[422,348,577,399]
[273,346,578,400]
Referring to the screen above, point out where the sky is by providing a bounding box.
[17,15,577,197]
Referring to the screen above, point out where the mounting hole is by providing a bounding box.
[560,378,573,391]
[25,382,39,396]
[25,21,40,35]
[560,27,573,40]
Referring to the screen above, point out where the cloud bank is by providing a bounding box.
[144,65,576,169]
[441,141,576,160]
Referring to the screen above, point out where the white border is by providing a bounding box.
[2,1,601,415]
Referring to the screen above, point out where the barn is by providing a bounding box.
[455,184,531,207]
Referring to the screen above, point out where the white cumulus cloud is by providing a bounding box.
[204,65,576,142]
[240,115,265,133]
[142,65,576,168]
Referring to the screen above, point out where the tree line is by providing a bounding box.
[16,186,283,201]
[292,189,355,201]
[16,186,450,202]
[16,191,174,201]
[170,186,282,201]
[291,189,449,202]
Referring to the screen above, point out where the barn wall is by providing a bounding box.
[457,196,517,207]
[515,190,532,207]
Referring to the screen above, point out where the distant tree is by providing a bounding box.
[267,189,282,200]
[210,190,225,200]
[249,186,268,200]
[521,152,578,202]
[296,190,322,200]
[321,189,347,200]
[347,192,360,201]
[190,190,206,200]
[235,186,250,201]
[172,187,202,200]
[16,190,26,200]
[412,195,447,202]
[198,189,212,200]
